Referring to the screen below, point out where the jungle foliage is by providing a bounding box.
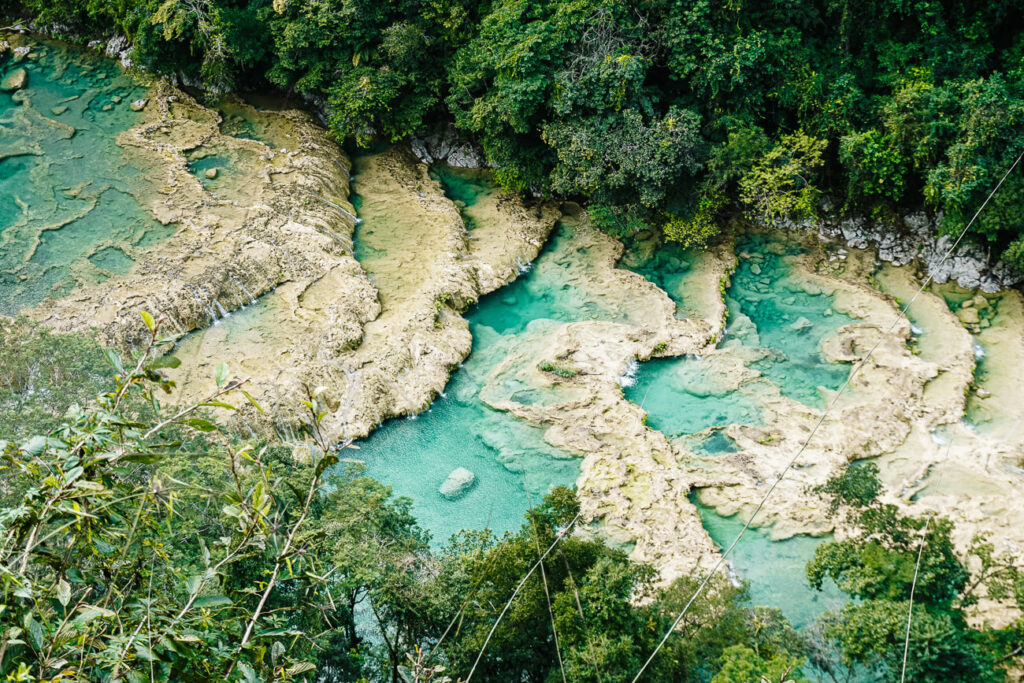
[807,463,1024,682]
[0,319,819,682]
[8,0,1024,264]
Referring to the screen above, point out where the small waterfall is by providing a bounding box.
[231,275,258,305]
[307,189,360,224]
[619,358,640,388]
[214,298,229,319]
[185,287,216,325]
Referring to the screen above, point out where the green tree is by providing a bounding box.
[738,133,827,223]
[807,464,1023,682]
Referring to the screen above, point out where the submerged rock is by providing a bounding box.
[789,316,813,332]
[204,167,218,179]
[439,467,477,500]
[1,68,28,91]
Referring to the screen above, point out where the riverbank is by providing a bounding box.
[4,32,1023,633]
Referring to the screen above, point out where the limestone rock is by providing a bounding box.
[130,98,148,112]
[409,136,433,165]
[1,68,28,92]
[411,124,488,169]
[105,35,134,69]
[957,306,981,325]
[51,105,67,116]
[789,316,813,332]
[447,142,486,168]
[204,167,218,179]
[439,467,477,500]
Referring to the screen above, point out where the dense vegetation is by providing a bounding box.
[7,0,1024,267]
[1,320,1022,681]
[0,319,814,681]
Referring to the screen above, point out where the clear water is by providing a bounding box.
[729,233,856,408]
[626,355,765,439]
[625,233,856,439]
[470,222,635,335]
[0,36,172,314]
[356,223,633,544]
[429,165,491,209]
[621,239,703,318]
[688,428,740,456]
[185,144,263,204]
[695,498,846,630]
[928,282,1004,431]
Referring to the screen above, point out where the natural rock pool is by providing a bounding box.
[0,35,171,315]
[6,34,1024,643]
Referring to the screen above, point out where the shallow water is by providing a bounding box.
[429,165,492,210]
[0,36,169,314]
[626,354,765,439]
[695,499,845,630]
[621,239,704,319]
[729,234,856,408]
[356,223,627,544]
[471,223,635,334]
[625,233,854,441]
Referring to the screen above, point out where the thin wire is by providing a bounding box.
[900,515,932,683]
[559,549,605,683]
[629,148,1024,683]
[428,509,501,657]
[465,512,582,682]
[520,469,568,683]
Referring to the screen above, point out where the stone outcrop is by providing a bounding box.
[439,467,477,500]
[776,212,1022,292]
[1,67,27,91]
[164,142,560,447]
[410,124,488,168]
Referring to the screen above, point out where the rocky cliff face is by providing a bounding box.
[778,211,1023,292]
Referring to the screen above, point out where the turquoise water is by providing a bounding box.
[429,165,491,209]
[622,239,702,318]
[356,225,627,544]
[0,36,172,314]
[621,233,856,633]
[695,499,845,630]
[625,233,856,441]
[626,355,765,439]
[471,223,634,335]
[729,234,855,408]
[353,166,649,543]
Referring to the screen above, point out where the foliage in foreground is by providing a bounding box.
[807,463,1024,682]
[3,319,1022,682]
[0,320,817,682]
[0,318,428,681]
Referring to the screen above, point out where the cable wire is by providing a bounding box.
[629,147,1024,683]
[465,512,582,682]
[900,515,932,683]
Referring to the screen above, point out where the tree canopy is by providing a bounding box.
[8,0,1024,265]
